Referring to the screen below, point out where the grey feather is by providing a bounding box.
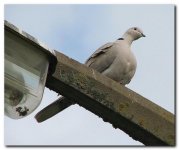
[85,42,115,73]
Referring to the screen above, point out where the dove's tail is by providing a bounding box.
[35,97,74,123]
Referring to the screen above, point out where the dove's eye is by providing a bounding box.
[134,27,137,30]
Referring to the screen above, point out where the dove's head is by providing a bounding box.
[123,27,145,43]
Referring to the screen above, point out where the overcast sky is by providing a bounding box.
[4,4,174,146]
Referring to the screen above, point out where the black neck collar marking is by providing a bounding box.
[117,38,124,40]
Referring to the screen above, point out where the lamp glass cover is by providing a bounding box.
[5,30,49,119]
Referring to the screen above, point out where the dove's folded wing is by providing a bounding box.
[85,42,116,73]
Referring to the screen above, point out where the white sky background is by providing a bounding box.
[4,4,174,146]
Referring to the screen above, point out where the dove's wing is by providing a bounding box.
[85,42,116,73]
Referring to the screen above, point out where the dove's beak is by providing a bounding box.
[141,33,146,37]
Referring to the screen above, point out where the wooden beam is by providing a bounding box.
[45,50,175,146]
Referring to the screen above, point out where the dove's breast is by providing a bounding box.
[102,42,137,85]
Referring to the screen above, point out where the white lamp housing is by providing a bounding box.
[5,21,57,119]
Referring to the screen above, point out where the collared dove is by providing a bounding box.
[35,27,145,122]
[85,27,145,84]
